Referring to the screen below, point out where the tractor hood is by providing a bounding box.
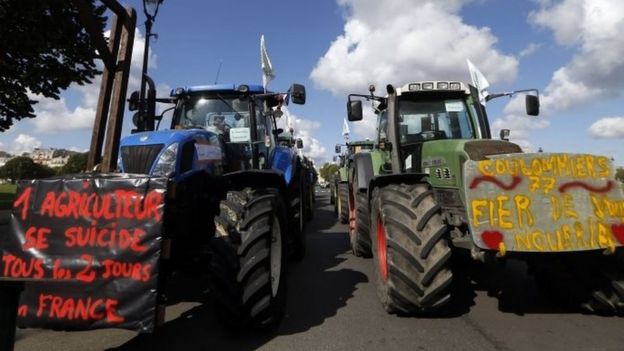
[119,129,222,180]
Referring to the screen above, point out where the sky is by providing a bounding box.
[1,0,623,167]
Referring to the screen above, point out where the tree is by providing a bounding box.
[0,157,55,182]
[0,0,107,131]
[616,167,624,183]
[59,152,88,174]
[319,162,340,180]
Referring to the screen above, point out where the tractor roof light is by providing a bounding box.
[449,82,462,90]
[437,82,449,90]
[170,87,185,97]
[238,84,249,93]
[408,83,421,91]
[422,82,434,90]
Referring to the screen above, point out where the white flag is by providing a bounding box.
[342,118,350,136]
[466,59,490,105]
[260,35,275,91]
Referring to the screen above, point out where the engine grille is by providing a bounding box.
[464,140,522,160]
[121,144,164,174]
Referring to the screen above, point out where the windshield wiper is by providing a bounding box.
[215,93,237,112]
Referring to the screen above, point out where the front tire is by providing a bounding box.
[370,183,452,314]
[210,188,288,328]
[350,191,372,257]
[338,183,349,224]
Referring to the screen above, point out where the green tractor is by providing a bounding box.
[347,81,624,315]
[332,140,374,226]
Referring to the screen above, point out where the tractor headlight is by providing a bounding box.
[152,142,178,177]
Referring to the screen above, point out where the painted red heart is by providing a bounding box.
[612,224,624,244]
[481,231,503,249]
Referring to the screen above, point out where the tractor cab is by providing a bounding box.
[170,84,277,172]
[348,81,539,176]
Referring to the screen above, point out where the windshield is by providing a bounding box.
[397,98,474,143]
[174,94,251,138]
[350,144,373,153]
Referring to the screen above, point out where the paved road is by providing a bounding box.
[12,190,624,350]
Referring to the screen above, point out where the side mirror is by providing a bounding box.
[290,84,306,105]
[128,91,140,111]
[335,144,341,154]
[347,100,363,121]
[132,112,141,128]
[526,95,540,116]
[500,129,510,141]
[296,138,303,149]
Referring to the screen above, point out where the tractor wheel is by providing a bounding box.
[349,191,372,257]
[338,183,349,224]
[290,177,307,261]
[333,185,338,214]
[370,183,452,314]
[305,183,314,221]
[210,188,288,329]
[530,249,624,315]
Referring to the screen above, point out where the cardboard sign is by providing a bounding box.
[464,153,624,252]
[0,175,167,332]
[229,127,251,143]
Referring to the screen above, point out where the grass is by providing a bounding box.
[0,183,16,210]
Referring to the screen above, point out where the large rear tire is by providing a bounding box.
[338,183,349,224]
[370,183,452,314]
[210,188,288,329]
[291,181,306,261]
[350,191,372,257]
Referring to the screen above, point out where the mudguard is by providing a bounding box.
[352,153,374,191]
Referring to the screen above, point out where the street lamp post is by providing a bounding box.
[139,0,163,131]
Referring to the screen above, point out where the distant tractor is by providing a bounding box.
[347,81,624,315]
[333,140,374,227]
[333,140,375,256]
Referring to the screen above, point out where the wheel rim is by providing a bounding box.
[377,214,388,281]
[348,200,356,238]
[270,215,282,296]
[348,187,356,237]
[337,193,342,217]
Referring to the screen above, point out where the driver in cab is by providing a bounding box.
[212,114,230,139]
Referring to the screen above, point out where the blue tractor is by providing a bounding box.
[0,82,310,338]
[121,83,309,328]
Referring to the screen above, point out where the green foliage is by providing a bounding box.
[0,183,16,210]
[616,167,624,183]
[319,162,340,180]
[59,152,88,175]
[0,0,107,131]
[0,156,55,182]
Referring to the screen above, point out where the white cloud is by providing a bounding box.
[491,113,550,152]
[277,108,328,163]
[496,0,624,148]
[29,28,158,134]
[588,117,624,138]
[519,42,541,58]
[13,134,42,155]
[311,0,518,97]
[530,0,624,111]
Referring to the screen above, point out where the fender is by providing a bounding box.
[352,153,374,192]
[223,169,287,193]
[270,146,297,186]
[368,173,429,202]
